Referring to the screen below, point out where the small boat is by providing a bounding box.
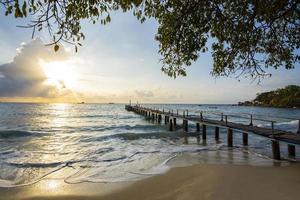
[78,102,85,104]
[108,102,115,104]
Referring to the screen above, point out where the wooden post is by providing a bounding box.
[297,119,300,134]
[173,118,177,126]
[169,119,173,131]
[225,115,228,125]
[186,110,189,117]
[215,127,219,141]
[271,121,274,134]
[249,115,253,126]
[243,132,248,146]
[288,144,296,157]
[272,140,281,160]
[227,128,233,147]
[177,109,179,116]
[221,113,224,121]
[184,120,188,132]
[152,113,155,122]
[196,123,200,132]
[196,123,200,144]
[164,115,168,124]
[158,115,162,124]
[202,124,206,140]
[183,111,185,118]
[200,112,203,121]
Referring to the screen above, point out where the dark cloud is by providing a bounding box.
[0,39,69,98]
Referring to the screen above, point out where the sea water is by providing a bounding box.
[0,103,299,187]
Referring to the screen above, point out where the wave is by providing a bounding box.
[81,131,182,143]
[85,124,162,132]
[5,160,79,168]
[257,120,298,132]
[0,130,33,138]
[0,164,68,188]
[101,156,127,162]
[275,120,298,131]
[0,144,290,187]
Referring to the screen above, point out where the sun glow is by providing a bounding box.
[40,60,79,89]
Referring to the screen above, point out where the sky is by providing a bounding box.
[0,10,299,104]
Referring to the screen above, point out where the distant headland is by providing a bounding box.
[238,85,300,108]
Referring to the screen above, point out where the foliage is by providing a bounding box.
[239,85,300,108]
[1,0,300,80]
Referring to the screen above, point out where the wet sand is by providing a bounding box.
[1,163,300,200]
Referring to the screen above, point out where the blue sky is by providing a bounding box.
[0,10,299,103]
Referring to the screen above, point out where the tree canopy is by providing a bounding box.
[1,0,300,80]
[238,85,300,108]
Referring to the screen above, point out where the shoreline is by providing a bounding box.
[1,163,300,200]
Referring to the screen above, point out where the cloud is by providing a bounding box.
[0,39,71,99]
[135,90,154,98]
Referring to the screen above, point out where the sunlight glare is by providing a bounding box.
[40,60,79,89]
[47,180,60,190]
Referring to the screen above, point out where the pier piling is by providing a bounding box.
[243,132,248,146]
[183,120,188,132]
[169,119,173,131]
[202,124,206,140]
[196,123,200,132]
[272,140,281,160]
[227,128,233,147]
[158,114,162,124]
[288,144,296,157]
[215,127,219,141]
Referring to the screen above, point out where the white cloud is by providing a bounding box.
[0,39,71,98]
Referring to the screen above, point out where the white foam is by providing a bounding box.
[257,120,298,132]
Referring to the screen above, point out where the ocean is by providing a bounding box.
[0,103,299,187]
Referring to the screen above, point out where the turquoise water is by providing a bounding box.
[0,103,299,187]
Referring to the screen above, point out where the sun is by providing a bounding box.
[40,60,79,89]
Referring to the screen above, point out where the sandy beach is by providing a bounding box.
[1,163,299,200]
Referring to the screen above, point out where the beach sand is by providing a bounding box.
[1,163,300,200]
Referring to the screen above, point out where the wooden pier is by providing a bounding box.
[125,105,300,160]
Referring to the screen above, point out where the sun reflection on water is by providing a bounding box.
[47,180,60,190]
